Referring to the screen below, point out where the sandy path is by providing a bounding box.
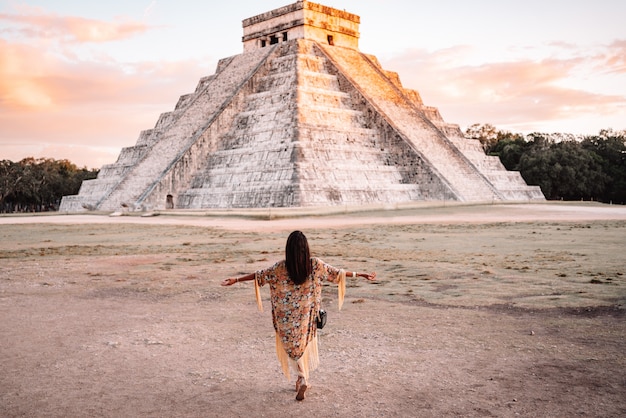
[2,202,626,231]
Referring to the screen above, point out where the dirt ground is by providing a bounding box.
[1,203,625,417]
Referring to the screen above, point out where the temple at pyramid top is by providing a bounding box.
[242,1,360,52]
[60,1,543,212]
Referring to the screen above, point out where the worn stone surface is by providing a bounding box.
[242,1,360,52]
[60,1,543,212]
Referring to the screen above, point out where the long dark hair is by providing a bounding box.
[285,230,312,285]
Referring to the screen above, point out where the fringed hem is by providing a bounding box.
[254,274,263,312]
[337,269,346,311]
[275,332,319,382]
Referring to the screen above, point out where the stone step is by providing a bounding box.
[179,182,422,209]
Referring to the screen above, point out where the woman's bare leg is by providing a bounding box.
[296,363,308,401]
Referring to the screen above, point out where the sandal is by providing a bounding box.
[296,381,308,401]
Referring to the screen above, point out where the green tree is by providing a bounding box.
[0,158,98,212]
[0,160,23,210]
[465,123,498,151]
[581,129,626,204]
[518,137,607,200]
[488,133,528,170]
[469,126,622,203]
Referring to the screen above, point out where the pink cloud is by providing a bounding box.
[0,39,56,109]
[602,39,626,74]
[0,36,207,109]
[0,53,210,128]
[0,7,163,112]
[0,33,211,167]
[0,10,152,43]
[0,6,210,168]
[385,44,626,132]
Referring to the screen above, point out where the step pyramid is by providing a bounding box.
[60,1,544,212]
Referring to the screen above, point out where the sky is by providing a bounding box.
[1,0,625,169]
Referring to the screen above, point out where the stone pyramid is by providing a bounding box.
[60,1,544,212]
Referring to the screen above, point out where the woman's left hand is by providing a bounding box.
[362,272,377,281]
[221,278,237,286]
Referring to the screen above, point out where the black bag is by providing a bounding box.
[316,309,327,329]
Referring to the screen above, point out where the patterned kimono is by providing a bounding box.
[254,257,346,381]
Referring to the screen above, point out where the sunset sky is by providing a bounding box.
[1,0,625,169]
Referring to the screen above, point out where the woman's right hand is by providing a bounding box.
[221,278,237,286]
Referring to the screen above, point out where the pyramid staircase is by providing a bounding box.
[178,40,429,208]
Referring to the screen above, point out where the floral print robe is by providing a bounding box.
[255,257,343,361]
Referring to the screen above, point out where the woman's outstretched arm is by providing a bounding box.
[221,272,255,286]
[221,271,376,286]
[350,271,377,281]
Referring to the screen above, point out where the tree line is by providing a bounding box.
[466,125,626,204]
[0,158,99,213]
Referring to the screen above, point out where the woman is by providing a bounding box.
[221,230,376,401]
